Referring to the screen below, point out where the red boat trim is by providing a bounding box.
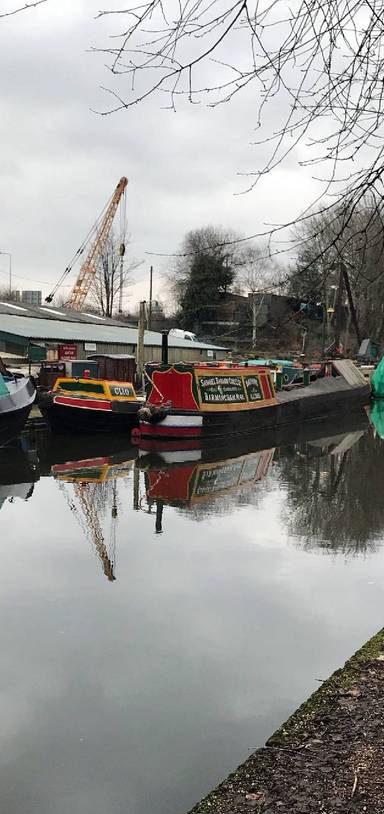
[52,456,110,474]
[54,396,112,411]
[139,422,202,438]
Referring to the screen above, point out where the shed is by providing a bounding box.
[88,354,136,382]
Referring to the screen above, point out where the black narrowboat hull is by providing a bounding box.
[41,401,140,434]
[139,379,371,441]
[0,403,35,447]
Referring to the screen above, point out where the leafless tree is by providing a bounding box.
[237,244,280,295]
[0,286,19,302]
[236,243,281,348]
[95,1,384,257]
[89,233,142,318]
[290,197,384,344]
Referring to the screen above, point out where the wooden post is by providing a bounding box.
[136,300,146,386]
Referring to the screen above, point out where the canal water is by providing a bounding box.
[0,412,384,814]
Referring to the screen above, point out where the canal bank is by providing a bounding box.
[188,628,384,813]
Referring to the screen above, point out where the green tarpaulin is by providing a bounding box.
[0,374,9,398]
[371,357,384,397]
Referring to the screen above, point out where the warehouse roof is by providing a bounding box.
[0,300,136,327]
[0,309,226,351]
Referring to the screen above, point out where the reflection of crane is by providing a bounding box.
[75,483,116,582]
[58,479,117,582]
[46,176,128,309]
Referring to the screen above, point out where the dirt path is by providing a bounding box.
[188,629,384,814]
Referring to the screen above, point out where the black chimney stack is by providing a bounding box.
[161,330,169,365]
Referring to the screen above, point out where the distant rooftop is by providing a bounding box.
[0,302,226,351]
[0,300,137,327]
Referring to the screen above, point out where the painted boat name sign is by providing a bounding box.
[244,375,263,401]
[198,375,247,404]
[197,373,264,405]
[109,384,135,397]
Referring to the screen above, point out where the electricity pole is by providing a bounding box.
[136,300,146,386]
[148,265,153,330]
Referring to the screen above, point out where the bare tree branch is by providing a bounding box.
[94,1,384,259]
[0,0,48,19]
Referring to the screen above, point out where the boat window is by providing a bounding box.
[58,381,105,394]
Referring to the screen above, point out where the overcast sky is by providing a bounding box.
[0,0,320,310]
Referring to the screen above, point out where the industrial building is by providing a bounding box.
[21,290,42,306]
[0,301,227,364]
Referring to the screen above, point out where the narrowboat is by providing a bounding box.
[0,359,36,446]
[137,357,370,442]
[39,376,142,434]
[242,358,321,385]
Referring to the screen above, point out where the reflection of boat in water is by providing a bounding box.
[140,447,274,509]
[138,408,370,458]
[33,432,137,476]
[52,452,135,483]
[0,440,39,510]
[137,410,370,531]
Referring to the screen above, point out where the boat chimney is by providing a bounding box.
[161,330,169,365]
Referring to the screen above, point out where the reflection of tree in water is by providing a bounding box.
[277,431,384,555]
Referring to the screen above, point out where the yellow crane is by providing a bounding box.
[46,176,128,309]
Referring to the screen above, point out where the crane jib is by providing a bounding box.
[45,177,128,309]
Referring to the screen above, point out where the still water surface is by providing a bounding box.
[1,415,384,814]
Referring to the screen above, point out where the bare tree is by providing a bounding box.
[236,244,281,348]
[237,244,280,295]
[0,286,19,302]
[95,1,384,256]
[89,233,142,318]
[289,197,384,346]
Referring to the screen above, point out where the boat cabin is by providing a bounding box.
[144,362,277,412]
[52,377,138,403]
